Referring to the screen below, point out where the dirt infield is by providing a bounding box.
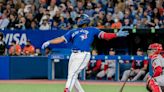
[0,80,146,86]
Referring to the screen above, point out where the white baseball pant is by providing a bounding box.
[65,51,91,92]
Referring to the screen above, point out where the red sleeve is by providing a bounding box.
[132,60,135,69]
[92,60,102,71]
[153,66,163,77]
[100,32,117,40]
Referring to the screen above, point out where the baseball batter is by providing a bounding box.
[42,14,129,92]
[146,43,164,92]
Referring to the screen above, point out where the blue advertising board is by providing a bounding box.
[0,30,72,49]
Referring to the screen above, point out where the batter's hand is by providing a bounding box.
[42,41,50,49]
[116,26,130,37]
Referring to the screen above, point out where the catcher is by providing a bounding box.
[146,43,164,92]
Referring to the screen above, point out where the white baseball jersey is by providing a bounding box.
[152,55,164,86]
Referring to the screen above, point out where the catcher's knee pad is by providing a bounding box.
[148,79,162,92]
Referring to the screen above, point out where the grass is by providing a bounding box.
[0,83,147,92]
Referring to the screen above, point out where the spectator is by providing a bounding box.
[123,18,132,27]
[45,47,51,56]
[25,13,34,29]
[22,40,35,56]
[152,8,161,19]
[34,48,42,56]
[7,13,18,30]
[39,19,51,30]
[15,17,26,30]
[9,40,21,56]
[86,49,102,79]
[47,1,59,19]
[111,16,122,29]
[0,13,9,30]
[96,21,104,29]
[58,16,68,30]
[112,6,124,20]
[34,7,44,23]
[97,48,116,80]
[121,48,148,81]
[93,11,105,26]
[84,2,95,17]
[104,12,114,29]
[0,32,6,55]
[30,20,38,30]
[106,1,114,13]
[51,20,59,31]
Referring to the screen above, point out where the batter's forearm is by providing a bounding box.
[49,37,65,44]
[100,32,117,40]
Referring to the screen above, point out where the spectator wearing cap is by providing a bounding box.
[9,41,21,56]
[39,19,51,30]
[0,32,6,55]
[97,48,116,80]
[23,40,35,56]
[121,48,148,81]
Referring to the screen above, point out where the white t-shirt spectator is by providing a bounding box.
[39,23,51,30]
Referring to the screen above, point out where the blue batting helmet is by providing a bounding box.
[77,14,90,26]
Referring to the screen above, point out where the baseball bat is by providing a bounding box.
[119,69,132,92]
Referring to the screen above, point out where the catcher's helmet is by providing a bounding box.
[77,14,90,26]
[148,43,163,56]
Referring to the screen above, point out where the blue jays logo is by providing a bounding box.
[80,34,88,40]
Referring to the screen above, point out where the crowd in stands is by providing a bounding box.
[0,0,162,31]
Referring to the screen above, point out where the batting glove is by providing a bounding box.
[116,30,129,37]
[42,41,50,49]
[116,26,130,37]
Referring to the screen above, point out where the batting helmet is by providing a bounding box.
[77,14,90,26]
[148,43,163,57]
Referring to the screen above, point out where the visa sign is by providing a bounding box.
[4,33,27,46]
